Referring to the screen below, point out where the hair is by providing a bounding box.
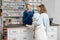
[38,4,47,14]
[26,4,30,8]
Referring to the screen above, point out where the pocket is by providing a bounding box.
[36,24,45,30]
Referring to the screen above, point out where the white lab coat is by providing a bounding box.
[33,13,48,40]
[35,24,48,40]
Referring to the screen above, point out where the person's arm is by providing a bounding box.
[32,13,40,25]
[32,13,40,31]
[32,10,34,14]
[31,10,34,17]
[43,14,50,33]
[23,10,27,24]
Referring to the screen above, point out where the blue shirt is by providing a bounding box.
[23,10,34,25]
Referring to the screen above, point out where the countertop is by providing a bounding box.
[4,24,27,28]
[50,23,60,26]
[4,23,60,28]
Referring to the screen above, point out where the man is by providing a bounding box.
[23,4,34,25]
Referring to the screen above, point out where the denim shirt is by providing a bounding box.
[23,10,34,25]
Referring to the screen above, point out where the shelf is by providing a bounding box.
[2,4,24,6]
[3,12,22,13]
[2,1,25,4]
[2,9,25,11]
[2,0,23,2]
[29,2,41,3]
[3,16,21,18]
[2,0,25,17]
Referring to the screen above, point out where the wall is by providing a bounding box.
[42,0,60,24]
[54,0,60,24]
[42,0,55,17]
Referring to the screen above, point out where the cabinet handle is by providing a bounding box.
[13,31,16,33]
[51,35,54,37]
[24,37,27,39]
[13,38,16,40]
[51,29,54,30]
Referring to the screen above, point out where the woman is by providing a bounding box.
[33,4,49,40]
[23,4,34,25]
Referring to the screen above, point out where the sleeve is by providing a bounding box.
[32,10,34,17]
[33,10,34,14]
[22,10,27,24]
[43,14,50,33]
[32,13,40,26]
[23,10,26,19]
[32,14,37,25]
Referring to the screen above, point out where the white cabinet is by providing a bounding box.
[7,27,34,40]
[8,28,20,35]
[7,26,58,40]
[48,26,58,40]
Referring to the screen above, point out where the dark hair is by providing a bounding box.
[38,4,47,14]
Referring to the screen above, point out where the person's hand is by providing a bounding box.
[26,24,34,29]
[26,25,36,31]
[33,26,36,31]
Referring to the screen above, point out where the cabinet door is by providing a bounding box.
[8,35,20,40]
[19,28,34,40]
[19,28,28,34]
[48,27,58,40]
[48,27,58,35]
[8,28,34,40]
[8,28,20,35]
[48,33,57,40]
